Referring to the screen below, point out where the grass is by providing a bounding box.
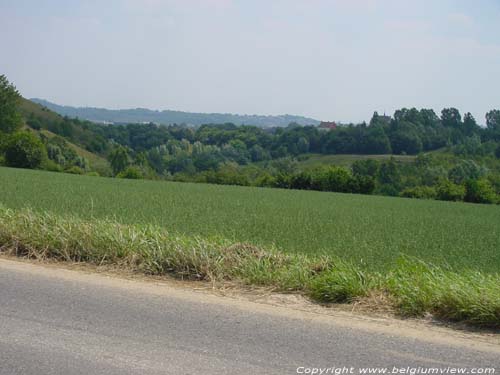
[1,205,498,327]
[1,166,500,273]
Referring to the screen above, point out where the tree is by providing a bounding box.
[485,110,500,140]
[464,179,497,204]
[462,112,478,136]
[352,159,380,177]
[0,75,22,134]
[435,179,465,202]
[486,110,500,131]
[4,131,47,169]
[109,146,130,174]
[390,128,422,154]
[378,158,401,188]
[297,137,310,154]
[441,108,462,129]
[448,160,487,184]
[363,127,391,154]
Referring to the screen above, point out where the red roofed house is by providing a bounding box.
[318,121,337,130]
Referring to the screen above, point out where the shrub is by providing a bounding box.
[4,132,47,169]
[435,179,465,202]
[400,186,437,200]
[117,166,143,179]
[464,179,498,204]
[310,166,353,192]
[66,166,85,175]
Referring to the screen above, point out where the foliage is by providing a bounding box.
[117,166,143,179]
[435,179,466,202]
[464,179,497,204]
[0,75,22,134]
[400,186,437,200]
[109,145,130,174]
[3,132,47,169]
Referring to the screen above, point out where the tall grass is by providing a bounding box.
[0,206,498,328]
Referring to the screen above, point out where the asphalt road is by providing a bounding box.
[0,259,498,375]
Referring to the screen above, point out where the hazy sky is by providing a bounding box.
[1,0,499,123]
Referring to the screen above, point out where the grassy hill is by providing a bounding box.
[16,98,111,174]
[18,97,62,125]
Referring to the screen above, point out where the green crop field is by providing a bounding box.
[1,166,499,273]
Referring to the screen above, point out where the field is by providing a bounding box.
[1,166,499,273]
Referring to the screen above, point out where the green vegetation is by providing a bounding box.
[1,74,500,205]
[296,153,416,168]
[1,167,499,274]
[0,75,23,134]
[3,132,46,169]
[2,73,500,328]
[1,205,498,327]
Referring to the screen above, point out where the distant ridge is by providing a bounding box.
[30,99,320,127]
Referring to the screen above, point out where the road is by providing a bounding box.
[0,259,498,375]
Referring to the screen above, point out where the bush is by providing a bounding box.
[42,159,63,172]
[400,186,437,200]
[311,166,352,192]
[464,179,498,204]
[66,166,85,175]
[435,179,465,202]
[4,132,47,169]
[117,166,143,179]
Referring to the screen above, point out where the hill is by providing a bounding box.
[16,97,111,174]
[30,98,320,127]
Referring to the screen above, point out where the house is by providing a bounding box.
[318,121,337,130]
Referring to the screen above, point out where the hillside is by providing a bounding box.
[16,97,111,174]
[30,98,320,127]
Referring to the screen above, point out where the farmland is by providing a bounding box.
[1,166,499,273]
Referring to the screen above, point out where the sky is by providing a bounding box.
[1,0,499,123]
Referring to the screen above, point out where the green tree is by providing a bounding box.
[441,108,462,128]
[462,112,478,136]
[464,179,497,204]
[486,110,500,140]
[0,75,22,134]
[109,146,130,174]
[435,179,465,202]
[4,131,47,169]
[363,126,392,154]
[448,160,487,184]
